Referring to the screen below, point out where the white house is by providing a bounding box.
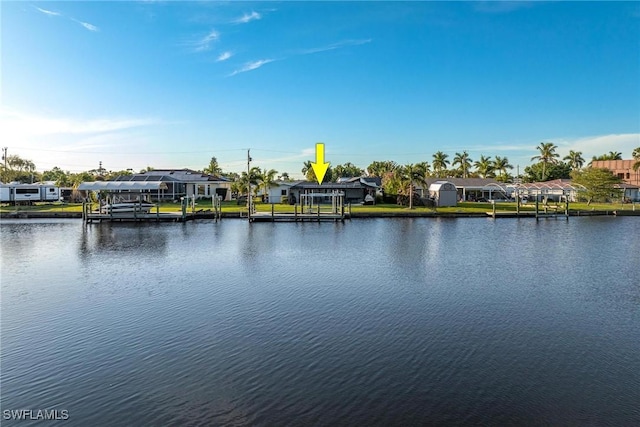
[114,169,232,201]
[261,181,301,204]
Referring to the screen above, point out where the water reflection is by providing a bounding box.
[1,218,639,426]
[78,223,167,256]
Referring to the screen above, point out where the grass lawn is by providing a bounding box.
[2,200,636,215]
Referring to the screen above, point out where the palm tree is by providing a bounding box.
[418,161,431,174]
[237,167,261,196]
[432,151,450,178]
[591,151,623,164]
[7,155,26,172]
[563,150,585,171]
[301,160,314,181]
[333,162,364,180]
[367,160,398,177]
[531,142,559,181]
[397,163,428,209]
[633,147,640,171]
[203,157,223,176]
[257,168,278,202]
[452,151,472,179]
[230,180,244,197]
[302,160,332,183]
[493,156,513,179]
[474,155,495,179]
[278,172,291,181]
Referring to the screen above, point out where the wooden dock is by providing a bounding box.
[486,199,571,220]
[85,211,182,222]
[82,199,223,223]
[245,193,351,223]
[83,211,223,223]
[250,211,349,222]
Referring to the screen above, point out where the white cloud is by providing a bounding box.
[230,59,275,76]
[0,108,164,172]
[74,19,99,32]
[233,11,261,24]
[221,148,314,177]
[33,6,99,32]
[217,51,233,62]
[0,108,158,137]
[463,144,535,152]
[299,39,372,55]
[34,6,60,16]
[555,133,640,160]
[224,39,371,77]
[193,29,219,52]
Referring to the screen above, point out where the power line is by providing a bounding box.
[9,147,248,154]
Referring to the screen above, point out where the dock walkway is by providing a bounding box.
[250,211,349,222]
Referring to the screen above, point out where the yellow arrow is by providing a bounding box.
[310,142,330,184]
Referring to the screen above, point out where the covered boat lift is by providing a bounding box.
[78,181,222,222]
[78,181,168,199]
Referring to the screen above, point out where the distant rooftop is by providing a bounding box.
[115,169,229,182]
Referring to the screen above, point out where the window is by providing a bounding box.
[618,173,625,179]
[16,188,39,194]
[49,188,56,192]
[626,173,630,179]
[281,189,287,196]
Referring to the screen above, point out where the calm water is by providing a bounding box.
[1,217,639,426]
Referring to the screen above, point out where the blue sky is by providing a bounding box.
[2,1,639,178]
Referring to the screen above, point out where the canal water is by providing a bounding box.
[1,218,639,426]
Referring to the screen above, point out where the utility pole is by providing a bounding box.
[247,149,252,222]
[2,147,7,183]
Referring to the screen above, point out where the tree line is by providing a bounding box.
[3,146,639,205]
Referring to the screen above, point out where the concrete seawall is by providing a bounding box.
[1,210,626,220]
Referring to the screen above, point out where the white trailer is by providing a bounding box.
[0,183,61,204]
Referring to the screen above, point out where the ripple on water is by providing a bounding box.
[1,218,639,426]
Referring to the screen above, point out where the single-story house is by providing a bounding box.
[289,177,379,204]
[114,169,232,201]
[77,181,168,202]
[418,178,503,201]
[260,180,303,203]
[517,179,580,202]
[615,183,640,202]
[516,179,640,203]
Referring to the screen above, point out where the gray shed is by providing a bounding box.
[429,181,458,207]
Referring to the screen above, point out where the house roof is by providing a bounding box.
[115,170,230,183]
[272,180,304,187]
[337,176,382,187]
[291,180,377,190]
[615,183,640,189]
[518,179,577,190]
[77,181,168,191]
[420,178,499,190]
[361,176,382,186]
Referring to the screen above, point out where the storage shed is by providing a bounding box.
[429,181,457,207]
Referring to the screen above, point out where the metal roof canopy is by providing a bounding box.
[77,181,168,191]
[482,182,586,192]
[301,191,345,197]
